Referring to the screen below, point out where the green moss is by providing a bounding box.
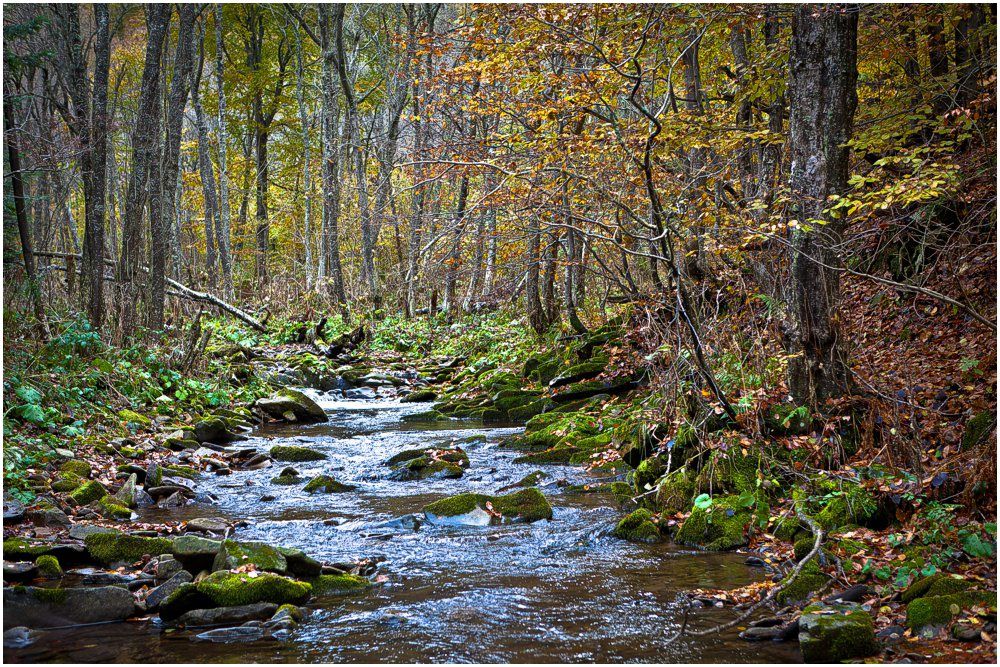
[776,561,829,605]
[84,532,173,564]
[4,538,51,558]
[674,495,760,551]
[906,591,998,631]
[613,509,661,543]
[654,468,694,514]
[30,586,69,605]
[98,496,133,520]
[308,573,372,596]
[69,480,107,505]
[508,398,554,422]
[834,538,866,557]
[270,445,327,462]
[59,460,92,478]
[52,474,83,492]
[276,603,305,622]
[513,446,579,464]
[303,475,355,493]
[609,481,633,504]
[772,516,806,542]
[118,408,152,428]
[675,423,699,450]
[961,411,996,450]
[816,489,877,531]
[196,571,311,606]
[799,603,878,662]
[164,465,198,479]
[901,573,972,603]
[423,488,553,523]
[401,388,437,403]
[213,540,287,573]
[35,555,62,578]
[271,473,303,486]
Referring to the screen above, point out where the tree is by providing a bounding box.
[784,4,860,407]
[214,4,234,299]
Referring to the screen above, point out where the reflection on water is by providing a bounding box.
[6,396,800,663]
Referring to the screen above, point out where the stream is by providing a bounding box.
[9,393,800,663]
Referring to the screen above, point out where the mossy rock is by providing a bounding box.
[303,475,355,493]
[387,448,468,480]
[423,488,553,525]
[196,570,312,607]
[35,554,63,578]
[549,356,609,388]
[674,495,760,551]
[815,486,878,531]
[772,516,808,542]
[775,561,829,605]
[901,573,972,604]
[270,445,327,462]
[97,496,133,520]
[59,460,92,478]
[271,473,304,486]
[308,573,372,596]
[506,470,550,489]
[401,389,437,403]
[193,417,239,444]
[3,537,56,559]
[84,532,173,564]
[400,409,449,423]
[213,540,287,573]
[632,456,665,495]
[118,409,152,428]
[255,389,327,423]
[654,468,695,514]
[69,480,108,505]
[693,451,759,497]
[52,474,83,493]
[508,398,555,422]
[961,410,996,450]
[513,446,579,465]
[906,590,998,633]
[613,509,661,543]
[609,481,633,504]
[799,602,878,662]
[164,465,198,480]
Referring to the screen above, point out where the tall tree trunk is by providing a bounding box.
[214,4,234,299]
[526,213,546,334]
[319,4,346,308]
[152,4,197,332]
[784,3,859,407]
[193,22,219,290]
[83,3,111,329]
[293,22,314,287]
[119,4,170,336]
[955,5,983,109]
[4,90,47,330]
[443,175,469,316]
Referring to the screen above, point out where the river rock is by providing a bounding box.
[154,554,185,579]
[186,517,228,534]
[4,495,26,524]
[3,560,38,582]
[178,602,279,627]
[3,626,44,649]
[114,474,139,508]
[68,524,118,540]
[269,446,326,462]
[345,387,378,400]
[798,602,878,662]
[3,585,136,629]
[255,389,327,424]
[194,625,265,643]
[422,488,553,526]
[193,417,242,444]
[213,540,287,574]
[172,535,222,569]
[145,570,194,610]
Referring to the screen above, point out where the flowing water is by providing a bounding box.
[8,394,800,663]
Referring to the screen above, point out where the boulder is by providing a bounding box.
[213,540,287,574]
[84,532,173,565]
[145,570,194,610]
[186,517,228,534]
[171,535,222,570]
[423,488,553,526]
[401,389,436,403]
[269,446,327,462]
[255,389,327,423]
[195,571,311,607]
[3,585,136,629]
[303,475,355,493]
[3,560,38,582]
[798,602,878,663]
[308,573,372,596]
[674,495,761,551]
[68,481,107,505]
[386,447,468,480]
[193,417,242,444]
[612,509,661,543]
[177,602,278,627]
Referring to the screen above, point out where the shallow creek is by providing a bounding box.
[9,394,800,663]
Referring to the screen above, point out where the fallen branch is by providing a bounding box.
[34,251,267,332]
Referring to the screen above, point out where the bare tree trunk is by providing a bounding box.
[119,4,170,336]
[784,3,859,407]
[193,22,218,290]
[293,22,314,287]
[214,4,233,299]
[152,4,197,331]
[319,4,346,307]
[526,213,546,334]
[84,4,110,329]
[443,175,469,316]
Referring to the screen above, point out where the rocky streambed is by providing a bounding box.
[3,366,802,663]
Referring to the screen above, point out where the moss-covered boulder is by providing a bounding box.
[35,554,62,578]
[197,570,311,607]
[271,470,304,485]
[612,509,661,543]
[775,561,830,606]
[401,389,437,403]
[798,602,878,662]
[549,356,609,388]
[213,540,287,574]
[69,480,107,505]
[59,460,92,479]
[655,468,695,514]
[97,496,133,520]
[632,456,664,494]
[387,447,469,480]
[901,573,972,604]
[308,573,372,596]
[193,417,241,444]
[906,590,997,635]
[255,389,327,423]
[674,495,759,551]
[270,445,327,462]
[303,475,355,493]
[423,488,553,526]
[84,532,173,564]
[52,474,83,493]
